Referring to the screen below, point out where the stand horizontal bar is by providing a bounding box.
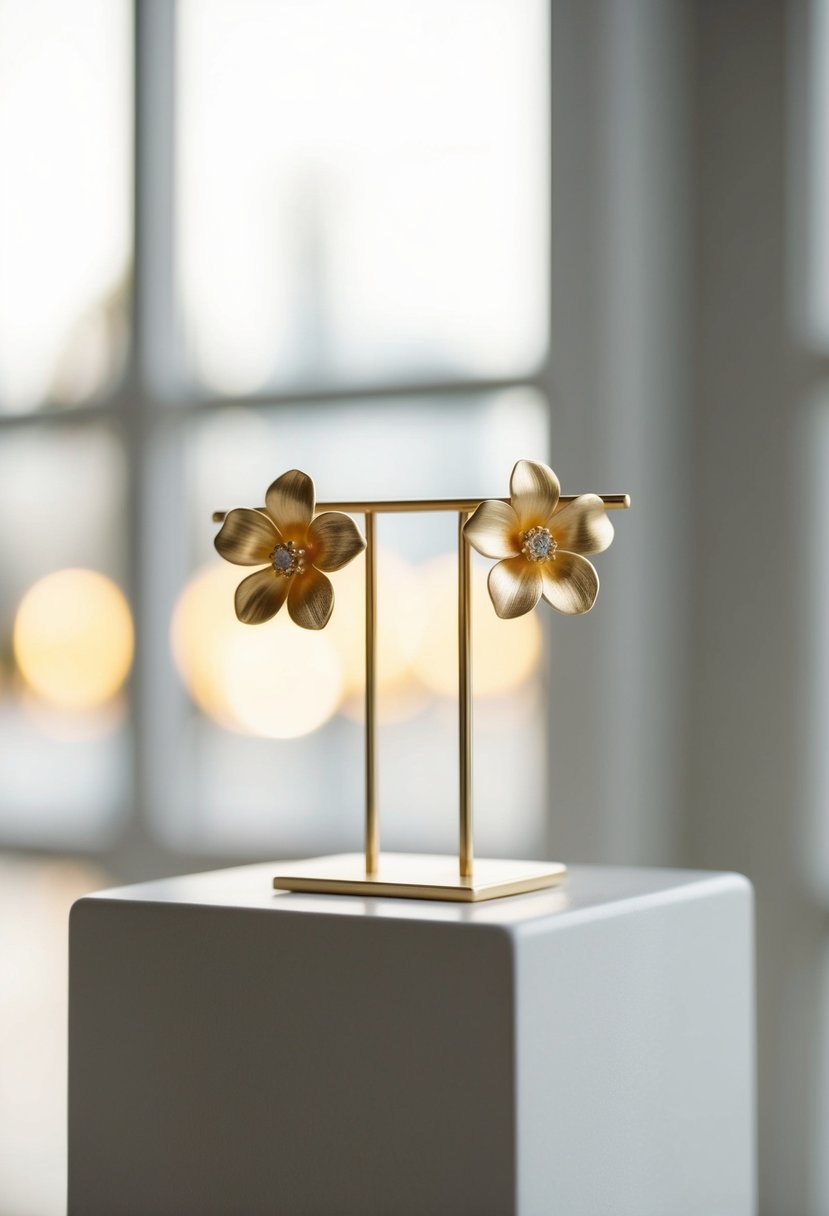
[213,493,630,523]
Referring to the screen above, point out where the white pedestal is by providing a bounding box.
[68,863,755,1216]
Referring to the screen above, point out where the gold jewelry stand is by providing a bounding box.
[246,493,630,903]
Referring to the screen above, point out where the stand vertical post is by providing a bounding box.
[458,511,473,878]
[364,512,378,875]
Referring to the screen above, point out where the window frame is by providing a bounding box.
[0,0,559,878]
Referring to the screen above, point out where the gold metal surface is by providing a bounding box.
[364,513,378,875]
[464,459,615,619]
[458,512,473,878]
[272,853,567,903]
[213,470,365,629]
[213,493,630,524]
[215,466,630,902]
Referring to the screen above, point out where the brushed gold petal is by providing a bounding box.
[509,459,560,530]
[288,567,334,630]
[487,556,543,619]
[541,551,599,615]
[215,508,278,566]
[307,511,366,572]
[463,499,521,559]
[550,494,614,555]
[265,469,315,537]
[234,567,289,625]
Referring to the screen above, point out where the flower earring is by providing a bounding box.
[214,469,366,629]
[463,459,614,619]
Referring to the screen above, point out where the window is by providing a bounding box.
[0,0,552,868]
[175,0,548,395]
[0,0,131,415]
[0,0,132,851]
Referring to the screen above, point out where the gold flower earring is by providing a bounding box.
[463,459,614,619]
[214,469,366,629]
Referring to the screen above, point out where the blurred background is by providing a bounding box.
[0,0,823,1211]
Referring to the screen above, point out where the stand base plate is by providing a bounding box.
[272,852,566,902]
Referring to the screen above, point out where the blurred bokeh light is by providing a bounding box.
[0,425,128,843]
[171,563,343,739]
[414,554,543,700]
[13,569,134,712]
[172,550,543,740]
[326,551,430,724]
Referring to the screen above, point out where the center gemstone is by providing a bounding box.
[271,541,304,576]
[521,526,556,563]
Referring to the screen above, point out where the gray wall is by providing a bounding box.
[687,4,821,1213]
[551,2,827,1212]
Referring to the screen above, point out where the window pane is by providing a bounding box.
[0,0,132,414]
[176,0,549,396]
[0,426,131,845]
[151,389,550,856]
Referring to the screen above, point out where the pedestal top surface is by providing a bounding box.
[78,861,749,933]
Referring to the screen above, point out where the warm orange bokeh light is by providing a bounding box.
[171,563,342,739]
[13,568,134,711]
[172,545,542,739]
[324,548,428,721]
[170,564,239,730]
[414,553,542,698]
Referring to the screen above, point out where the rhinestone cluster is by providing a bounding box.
[270,540,306,577]
[521,525,556,563]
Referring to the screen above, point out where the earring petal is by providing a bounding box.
[215,508,278,566]
[307,512,366,572]
[550,494,614,556]
[541,552,599,615]
[265,469,315,536]
[464,499,521,559]
[235,567,290,625]
[509,459,560,530]
[288,567,334,630]
[487,556,543,619]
